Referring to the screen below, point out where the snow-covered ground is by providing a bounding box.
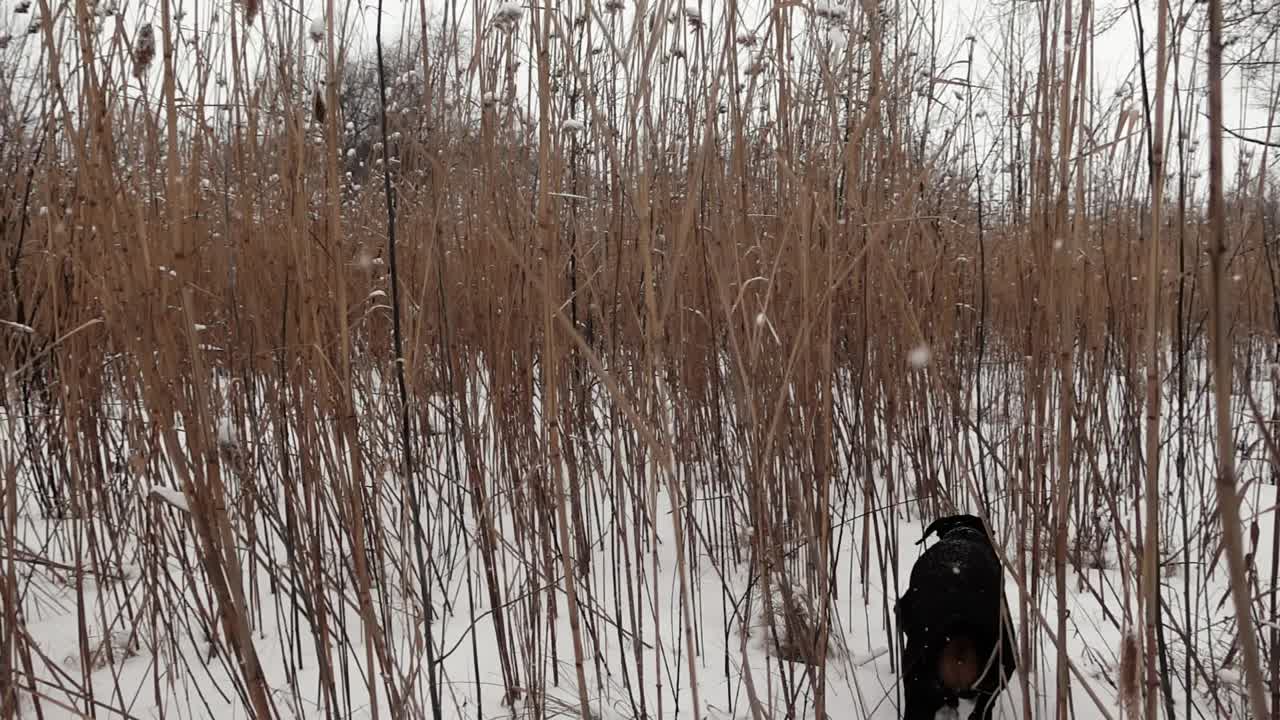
[7,355,1276,719]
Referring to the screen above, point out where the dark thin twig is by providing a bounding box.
[373,4,442,718]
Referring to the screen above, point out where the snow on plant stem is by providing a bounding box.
[148,486,190,512]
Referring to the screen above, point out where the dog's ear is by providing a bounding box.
[920,515,960,543]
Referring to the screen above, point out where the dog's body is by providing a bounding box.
[897,514,1017,720]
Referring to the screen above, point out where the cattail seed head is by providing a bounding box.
[1119,630,1141,718]
[132,24,155,79]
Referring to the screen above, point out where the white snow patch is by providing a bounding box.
[148,486,190,512]
[217,417,238,448]
[828,27,847,54]
[492,2,523,27]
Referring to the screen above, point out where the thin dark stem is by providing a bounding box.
[374,3,441,717]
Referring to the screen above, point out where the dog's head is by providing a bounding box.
[919,514,990,545]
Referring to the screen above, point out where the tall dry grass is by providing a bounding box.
[1,0,1279,718]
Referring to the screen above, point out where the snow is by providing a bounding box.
[216,416,238,447]
[147,485,190,512]
[828,28,848,54]
[491,1,523,28]
[8,357,1274,719]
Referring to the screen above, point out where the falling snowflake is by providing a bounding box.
[908,344,931,369]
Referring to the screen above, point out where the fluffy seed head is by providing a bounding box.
[132,24,155,79]
[1119,631,1140,718]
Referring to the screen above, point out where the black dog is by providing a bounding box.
[896,514,1017,720]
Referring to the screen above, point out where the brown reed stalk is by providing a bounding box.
[1052,0,1086,714]
[532,4,593,718]
[1205,0,1270,715]
[1141,0,1171,714]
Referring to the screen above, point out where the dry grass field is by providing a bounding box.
[1,0,1279,717]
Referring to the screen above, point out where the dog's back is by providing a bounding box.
[903,524,1004,637]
